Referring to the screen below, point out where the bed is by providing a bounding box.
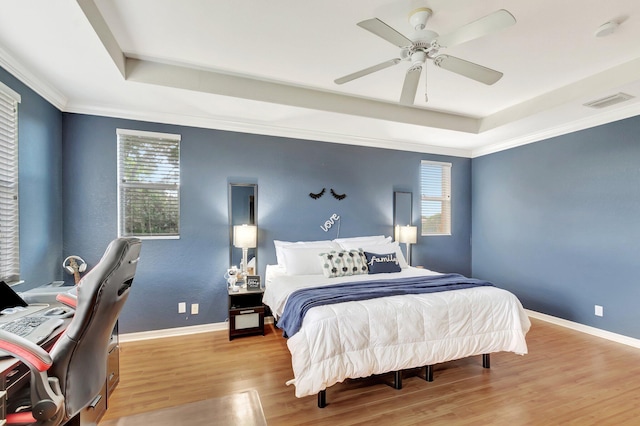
[263,236,531,406]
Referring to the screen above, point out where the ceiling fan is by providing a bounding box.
[335,7,516,105]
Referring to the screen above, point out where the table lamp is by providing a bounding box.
[398,225,417,266]
[233,224,257,280]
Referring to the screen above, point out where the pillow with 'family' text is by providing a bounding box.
[364,251,402,274]
[319,250,368,278]
[355,241,409,268]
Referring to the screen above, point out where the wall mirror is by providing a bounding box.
[229,183,257,273]
[393,191,412,241]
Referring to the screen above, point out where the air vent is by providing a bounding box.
[583,92,634,109]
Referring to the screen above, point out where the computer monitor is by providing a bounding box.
[0,280,28,312]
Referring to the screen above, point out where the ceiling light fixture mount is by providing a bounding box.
[594,21,619,37]
[408,7,432,31]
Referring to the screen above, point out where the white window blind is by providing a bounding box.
[117,129,180,238]
[421,160,451,236]
[0,82,20,283]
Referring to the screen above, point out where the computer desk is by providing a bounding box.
[0,306,71,424]
[1,314,121,425]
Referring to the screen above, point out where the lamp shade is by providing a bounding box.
[233,224,257,248]
[398,225,417,244]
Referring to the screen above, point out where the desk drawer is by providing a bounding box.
[4,362,29,398]
[1,390,6,423]
[107,345,120,398]
[80,381,107,424]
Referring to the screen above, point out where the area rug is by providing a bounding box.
[100,389,267,426]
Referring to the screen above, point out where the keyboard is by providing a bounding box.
[0,316,64,345]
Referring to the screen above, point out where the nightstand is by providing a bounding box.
[228,287,265,340]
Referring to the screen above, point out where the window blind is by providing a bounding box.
[117,129,181,238]
[420,160,451,236]
[0,83,20,283]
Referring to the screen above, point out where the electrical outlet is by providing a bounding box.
[595,305,603,317]
[178,302,186,314]
[191,303,199,315]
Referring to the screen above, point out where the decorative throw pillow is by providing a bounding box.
[319,250,368,278]
[353,241,409,268]
[364,251,402,274]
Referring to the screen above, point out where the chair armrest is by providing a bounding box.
[0,330,52,372]
[56,291,77,309]
[0,330,65,422]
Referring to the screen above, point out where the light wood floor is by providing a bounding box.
[101,318,640,425]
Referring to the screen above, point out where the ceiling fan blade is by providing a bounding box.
[357,18,413,48]
[399,66,422,105]
[334,58,401,85]
[434,9,516,48]
[434,55,503,85]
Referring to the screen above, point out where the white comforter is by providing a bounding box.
[264,265,531,398]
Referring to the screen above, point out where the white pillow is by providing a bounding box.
[281,246,333,275]
[336,236,392,250]
[274,240,338,266]
[350,241,409,269]
[334,235,390,246]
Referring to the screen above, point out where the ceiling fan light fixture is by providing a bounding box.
[411,50,427,65]
[408,7,432,31]
[336,8,515,104]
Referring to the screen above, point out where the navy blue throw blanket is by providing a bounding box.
[278,273,494,337]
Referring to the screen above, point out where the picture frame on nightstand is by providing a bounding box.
[246,275,261,290]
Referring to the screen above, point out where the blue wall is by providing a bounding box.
[62,113,471,333]
[0,68,64,290]
[5,59,640,340]
[472,116,640,338]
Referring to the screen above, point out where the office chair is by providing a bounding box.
[0,237,141,426]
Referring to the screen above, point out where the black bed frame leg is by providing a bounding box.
[424,365,434,382]
[482,353,490,369]
[318,390,327,408]
[393,370,403,389]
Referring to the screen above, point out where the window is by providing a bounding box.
[0,81,20,283]
[420,160,451,236]
[117,129,180,238]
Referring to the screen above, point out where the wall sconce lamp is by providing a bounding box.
[233,224,257,279]
[398,225,417,266]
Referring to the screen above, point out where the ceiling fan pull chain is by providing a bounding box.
[424,65,428,102]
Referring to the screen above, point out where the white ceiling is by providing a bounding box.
[1,0,640,157]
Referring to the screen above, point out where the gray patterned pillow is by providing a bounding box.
[319,249,369,278]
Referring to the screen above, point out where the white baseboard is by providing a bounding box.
[120,312,640,349]
[526,309,640,349]
[119,316,274,343]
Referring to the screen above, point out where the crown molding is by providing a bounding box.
[66,101,473,158]
[0,45,67,110]
[472,101,640,158]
